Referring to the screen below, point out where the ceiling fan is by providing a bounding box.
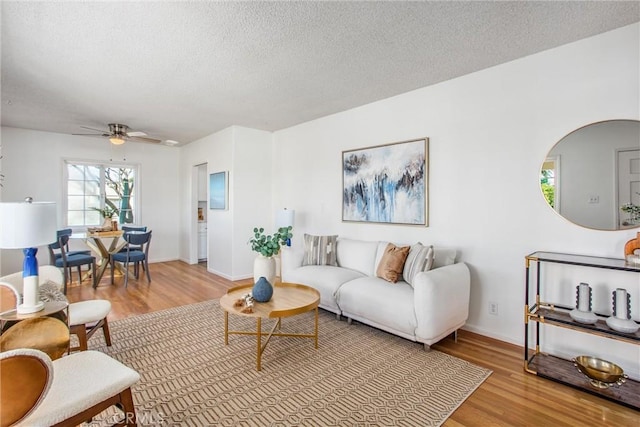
[73,123,163,145]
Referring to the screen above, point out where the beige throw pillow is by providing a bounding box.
[376,243,410,283]
[39,280,68,303]
[302,234,338,266]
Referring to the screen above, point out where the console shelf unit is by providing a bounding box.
[524,251,640,410]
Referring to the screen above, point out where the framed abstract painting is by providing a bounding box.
[342,138,428,225]
[209,171,228,210]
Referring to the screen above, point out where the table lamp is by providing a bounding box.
[276,208,295,246]
[0,198,57,313]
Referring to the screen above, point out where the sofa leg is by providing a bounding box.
[453,329,458,343]
[335,313,341,321]
[347,318,352,325]
[424,343,431,352]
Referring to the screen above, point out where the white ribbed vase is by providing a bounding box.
[253,255,276,285]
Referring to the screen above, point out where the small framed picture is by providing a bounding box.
[209,171,228,210]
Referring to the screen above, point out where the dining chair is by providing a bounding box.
[49,229,92,284]
[111,230,152,288]
[49,234,97,292]
[0,348,140,427]
[119,225,148,256]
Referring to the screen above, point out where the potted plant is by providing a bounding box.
[249,226,293,286]
[91,206,120,230]
[620,193,640,226]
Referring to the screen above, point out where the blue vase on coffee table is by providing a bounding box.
[252,276,273,302]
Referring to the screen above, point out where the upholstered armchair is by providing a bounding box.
[0,348,140,427]
[0,266,112,352]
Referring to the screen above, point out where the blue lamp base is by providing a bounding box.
[17,247,44,314]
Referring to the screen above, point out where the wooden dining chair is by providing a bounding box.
[111,230,152,288]
[48,229,92,285]
[49,234,97,292]
[119,226,148,264]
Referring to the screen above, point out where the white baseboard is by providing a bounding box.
[462,323,521,347]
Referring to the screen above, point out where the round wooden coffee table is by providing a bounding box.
[220,282,320,371]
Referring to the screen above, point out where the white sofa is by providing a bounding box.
[282,238,471,347]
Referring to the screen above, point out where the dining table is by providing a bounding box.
[72,230,126,284]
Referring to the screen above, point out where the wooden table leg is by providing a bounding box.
[314,307,319,349]
[256,317,262,371]
[224,311,228,345]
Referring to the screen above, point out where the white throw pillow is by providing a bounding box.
[424,245,435,272]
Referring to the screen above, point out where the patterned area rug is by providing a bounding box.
[86,300,491,427]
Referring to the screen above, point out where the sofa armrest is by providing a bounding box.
[280,246,304,282]
[412,262,470,344]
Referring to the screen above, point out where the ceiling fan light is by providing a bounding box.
[109,136,125,145]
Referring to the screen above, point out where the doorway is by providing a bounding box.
[617,148,640,228]
[194,163,208,264]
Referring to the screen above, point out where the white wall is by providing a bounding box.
[271,23,640,367]
[0,127,181,273]
[178,126,272,280]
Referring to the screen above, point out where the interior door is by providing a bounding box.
[617,148,640,228]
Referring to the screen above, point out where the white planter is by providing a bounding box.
[253,254,276,285]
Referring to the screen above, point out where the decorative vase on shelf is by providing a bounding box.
[569,282,597,324]
[252,276,273,302]
[606,288,639,334]
[253,254,276,286]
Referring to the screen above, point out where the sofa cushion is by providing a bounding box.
[337,276,417,336]
[284,265,365,313]
[302,234,338,266]
[336,238,380,276]
[375,243,410,283]
[403,243,433,286]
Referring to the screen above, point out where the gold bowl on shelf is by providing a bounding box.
[573,355,627,389]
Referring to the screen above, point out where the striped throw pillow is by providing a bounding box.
[403,243,433,286]
[302,234,338,266]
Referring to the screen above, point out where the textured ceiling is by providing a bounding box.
[1,1,639,146]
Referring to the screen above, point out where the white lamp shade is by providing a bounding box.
[276,209,295,228]
[0,202,57,249]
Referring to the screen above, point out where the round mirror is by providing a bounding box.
[541,120,640,231]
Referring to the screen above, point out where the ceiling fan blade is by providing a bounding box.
[72,132,110,137]
[126,131,147,137]
[80,125,109,133]
[127,135,162,144]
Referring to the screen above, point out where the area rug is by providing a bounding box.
[86,300,491,427]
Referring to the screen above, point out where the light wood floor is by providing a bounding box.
[66,261,639,426]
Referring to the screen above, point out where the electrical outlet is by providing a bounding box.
[587,195,600,204]
[489,302,498,316]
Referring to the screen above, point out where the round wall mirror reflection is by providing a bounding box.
[540,119,640,231]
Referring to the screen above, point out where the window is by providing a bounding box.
[64,161,138,227]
